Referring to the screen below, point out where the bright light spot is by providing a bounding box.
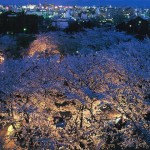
[23,28,27,31]
[7,125,14,135]
[0,55,5,64]
[115,118,121,124]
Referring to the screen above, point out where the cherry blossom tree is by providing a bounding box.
[0,32,150,149]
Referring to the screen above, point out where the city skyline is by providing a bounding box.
[0,0,150,8]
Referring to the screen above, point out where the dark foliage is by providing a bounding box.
[65,21,83,33]
[0,11,40,34]
[116,17,150,39]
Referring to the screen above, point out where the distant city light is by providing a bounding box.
[24,28,27,31]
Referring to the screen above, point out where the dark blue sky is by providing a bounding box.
[0,0,150,8]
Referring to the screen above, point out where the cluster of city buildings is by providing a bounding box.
[0,4,149,19]
[0,4,150,29]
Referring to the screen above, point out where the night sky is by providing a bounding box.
[0,0,150,8]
